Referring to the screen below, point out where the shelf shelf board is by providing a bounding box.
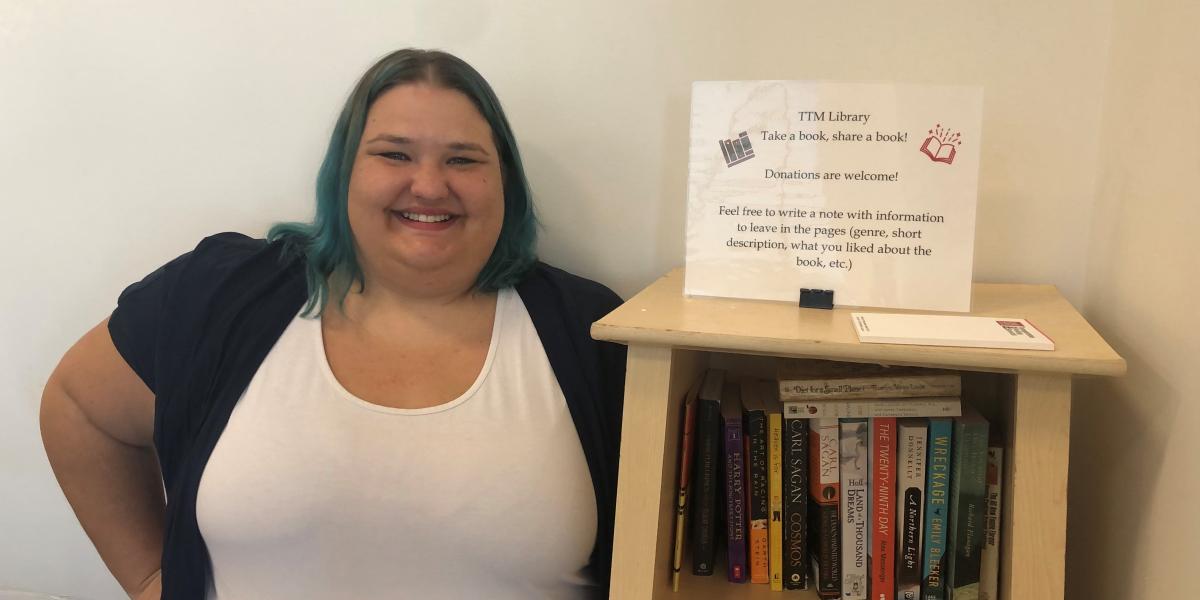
[592,269,1125,377]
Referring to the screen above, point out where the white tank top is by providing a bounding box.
[196,288,599,599]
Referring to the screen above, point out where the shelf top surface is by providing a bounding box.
[592,268,1126,376]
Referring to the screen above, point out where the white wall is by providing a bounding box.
[1067,0,1200,598]
[1,1,1120,597]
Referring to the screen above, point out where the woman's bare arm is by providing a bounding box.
[40,319,165,598]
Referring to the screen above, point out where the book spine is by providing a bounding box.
[768,409,784,591]
[947,413,990,600]
[921,418,954,600]
[691,397,720,576]
[809,418,841,502]
[870,418,898,600]
[978,446,1003,600]
[780,376,961,401]
[783,415,811,589]
[671,395,698,591]
[745,408,770,584]
[896,420,929,600]
[840,419,869,600]
[783,397,961,419]
[806,420,844,597]
[809,499,843,598]
[724,413,748,582]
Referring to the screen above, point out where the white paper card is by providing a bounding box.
[686,81,983,311]
[851,312,1055,351]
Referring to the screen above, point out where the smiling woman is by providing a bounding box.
[347,84,506,296]
[39,49,626,600]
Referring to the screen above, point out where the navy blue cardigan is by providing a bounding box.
[108,233,626,598]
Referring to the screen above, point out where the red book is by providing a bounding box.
[870,418,897,600]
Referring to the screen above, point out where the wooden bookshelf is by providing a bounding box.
[591,269,1125,600]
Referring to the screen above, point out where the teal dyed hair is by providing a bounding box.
[268,48,538,315]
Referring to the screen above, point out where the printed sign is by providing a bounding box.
[685,81,983,311]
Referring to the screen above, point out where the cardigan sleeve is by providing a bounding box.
[107,249,194,394]
[107,232,268,395]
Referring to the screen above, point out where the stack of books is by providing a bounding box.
[670,360,1005,600]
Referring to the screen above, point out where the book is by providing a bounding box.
[809,499,842,599]
[670,378,701,591]
[947,407,990,600]
[691,369,724,576]
[809,417,841,503]
[741,379,771,584]
[851,313,1055,351]
[785,397,962,419]
[766,390,785,591]
[721,381,749,583]
[978,442,1003,600]
[869,417,898,600]
[921,418,953,600]
[840,418,869,600]
[896,419,930,600]
[784,412,812,590]
[807,417,839,596]
[778,359,962,401]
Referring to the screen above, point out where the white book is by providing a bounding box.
[851,313,1055,351]
[839,419,869,600]
[895,420,929,600]
[785,397,962,419]
[979,446,1004,600]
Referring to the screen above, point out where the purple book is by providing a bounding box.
[721,382,748,583]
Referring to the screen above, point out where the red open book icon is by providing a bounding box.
[920,135,956,164]
[919,124,961,165]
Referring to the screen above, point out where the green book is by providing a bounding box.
[946,405,989,600]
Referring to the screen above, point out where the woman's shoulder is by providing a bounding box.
[145,232,292,291]
[516,262,623,318]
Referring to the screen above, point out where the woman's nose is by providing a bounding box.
[410,161,449,201]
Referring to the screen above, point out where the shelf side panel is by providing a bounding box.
[1002,373,1071,600]
[610,345,707,600]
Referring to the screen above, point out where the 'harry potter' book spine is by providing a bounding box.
[840,419,869,600]
[870,418,898,600]
[722,382,748,583]
[690,369,724,576]
[784,414,813,589]
[896,419,930,600]
[947,407,989,600]
[921,418,954,600]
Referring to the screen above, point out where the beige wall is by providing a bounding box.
[1068,0,1200,597]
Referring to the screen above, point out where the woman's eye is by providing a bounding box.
[379,151,410,161]
[447,156,479,166]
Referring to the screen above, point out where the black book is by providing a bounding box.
[782,414,809,589]
[808,500,842,598]
[690,369,724,576]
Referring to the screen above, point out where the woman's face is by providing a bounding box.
[347,83,504,292]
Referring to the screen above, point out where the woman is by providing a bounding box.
[40,49,626,599]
